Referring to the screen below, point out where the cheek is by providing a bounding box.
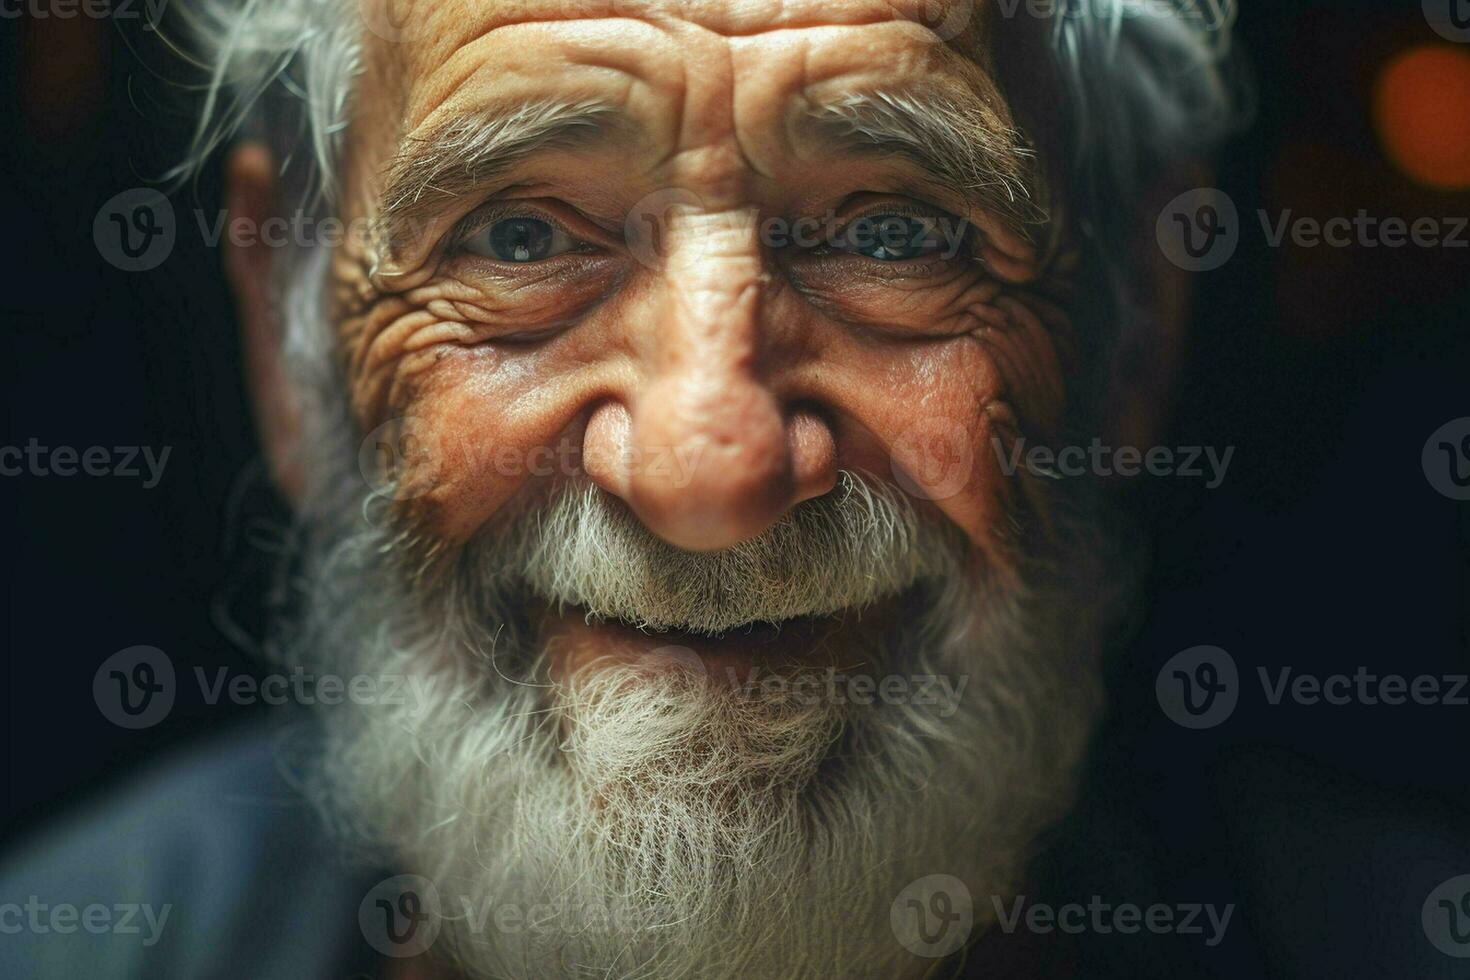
[817,295,1072,566]
[413,355,590,539]
[339,262,1074,557]
[344,308,599,541]
[847,341,1010,552]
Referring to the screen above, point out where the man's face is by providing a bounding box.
[331,0,1073,674]
[291,5,1107,976]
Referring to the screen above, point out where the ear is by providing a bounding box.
[223,142,306,507]
[1100,164,1208,453]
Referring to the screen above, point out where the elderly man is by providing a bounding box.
[2,1,1239,977]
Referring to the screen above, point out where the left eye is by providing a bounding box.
[463,217,578,262]
[831,214,946,261]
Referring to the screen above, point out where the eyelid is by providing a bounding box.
[447,196,628,259]
[446,203,584,255]
[834,201,962,236]
[838,191,955,217]
[842,200,942,220]
[821,201,978,262]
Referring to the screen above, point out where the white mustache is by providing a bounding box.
[485,471,962,635]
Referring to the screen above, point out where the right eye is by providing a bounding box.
[828,213,953,261]
[462,217,580,263]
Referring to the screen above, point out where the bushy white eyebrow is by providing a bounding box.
[803,89,1046,231]
[378,98,625,250]
[374,85,1047,257]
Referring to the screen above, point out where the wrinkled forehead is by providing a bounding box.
[350,0,1009,148]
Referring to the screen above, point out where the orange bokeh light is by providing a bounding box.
[1373,45,1470,190]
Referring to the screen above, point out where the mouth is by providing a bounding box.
[538,601,899,681]
[490,471,957,681]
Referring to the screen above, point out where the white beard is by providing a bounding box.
[285,468,1118,980]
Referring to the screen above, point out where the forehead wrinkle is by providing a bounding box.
[363,0,1001,159]
[392,0,978,47]
[376,0,989,94]
[395,20,662,133]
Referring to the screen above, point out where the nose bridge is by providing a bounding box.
[624,205,795,551]
[658,205,763,373]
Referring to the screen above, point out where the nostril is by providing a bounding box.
[787,408,839,504]
[582,400,634,498]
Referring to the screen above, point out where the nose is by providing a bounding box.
[631,368,791,551]
[584,209,833,551]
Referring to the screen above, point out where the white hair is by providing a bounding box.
[292,471,1117,979]
[481,473,965,634]
[1052,0,1244,250]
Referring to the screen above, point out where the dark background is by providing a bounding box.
[2,1,1468,976]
